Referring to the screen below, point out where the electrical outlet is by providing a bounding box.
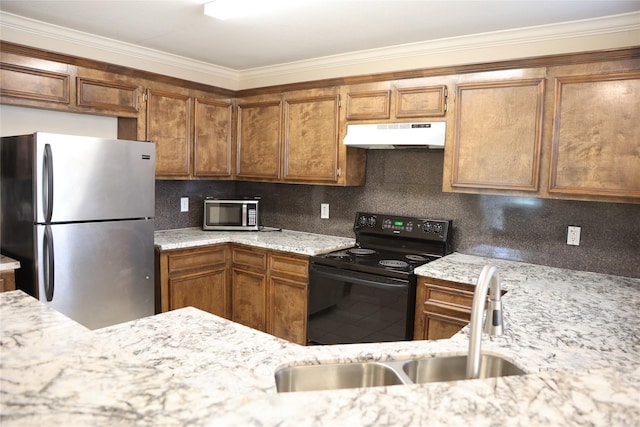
[321,203,330,219]
[567,226,581,246]
[180,197,189,213]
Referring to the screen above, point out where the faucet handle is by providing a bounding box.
[484,298,504,336]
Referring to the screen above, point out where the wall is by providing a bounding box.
[224,150,640,279]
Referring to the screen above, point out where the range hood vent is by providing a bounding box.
[344,122,446,149]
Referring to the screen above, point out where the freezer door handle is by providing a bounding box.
[43,225,55,301]
[43,143,54,222]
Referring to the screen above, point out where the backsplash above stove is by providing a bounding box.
[155,150,640,278]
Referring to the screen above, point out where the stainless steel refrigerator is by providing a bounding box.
[1,132,156,329]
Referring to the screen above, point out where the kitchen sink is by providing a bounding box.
[275,354,526,393]
[402,354,526,384]
[275,362,405,393]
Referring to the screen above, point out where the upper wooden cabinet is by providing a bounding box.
[443,59,640,204]
[146,88,192,177]
[448,77,545,192]
[147,88,233,179]
[236,99,283,180]
[283,93,340,183]
[548,71,640,200]
[193,98,233,178]
[236,89,365,186]
[344,80,447,121]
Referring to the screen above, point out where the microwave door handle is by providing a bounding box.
[242,204,247,226]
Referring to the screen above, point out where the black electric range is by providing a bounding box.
[307,212,453,345]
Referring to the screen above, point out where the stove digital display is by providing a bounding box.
[394,220,403,226]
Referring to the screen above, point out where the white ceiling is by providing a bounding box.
[2,0,639,71]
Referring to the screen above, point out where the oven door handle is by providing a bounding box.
[310,264,409,289]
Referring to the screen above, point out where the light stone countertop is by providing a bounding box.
[1,248,639,425]
[154,227,355,255]
[0,254,20,271]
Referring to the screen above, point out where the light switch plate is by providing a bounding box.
[180,197,189,213]
[321,203,329,219]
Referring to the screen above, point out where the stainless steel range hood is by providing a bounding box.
[344,122,446,149]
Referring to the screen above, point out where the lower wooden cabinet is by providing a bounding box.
[232,245,309,345]
[414,277,475,340]
[155,244,231,319]
[0,270,17,293]
[157,243,309,345]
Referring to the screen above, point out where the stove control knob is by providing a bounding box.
[433,223,443,234]
[367,216,377,227]
[423,222,432,233]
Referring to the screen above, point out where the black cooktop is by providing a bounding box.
[311,212,453,278]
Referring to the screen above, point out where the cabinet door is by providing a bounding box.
[76,76,139,116]
[232,268,268,332]
[168,268,231,319]
[549,72,640,201]
[269,276,307,345]
[194,98,232,178]
[283,95,340,183]
[450,78,545,192]
[414,278,474,340]
[236,101,282,180]
[146,89,192,177]
[395,85,447,118]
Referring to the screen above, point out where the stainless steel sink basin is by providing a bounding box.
[275,354,526,393]
[402,354,526,384]
[275,362,405,392]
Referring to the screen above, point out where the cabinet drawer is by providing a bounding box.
[232,246,267,270]
[424,285,474,308]
[269,253,308,281]
[168,246,227,274]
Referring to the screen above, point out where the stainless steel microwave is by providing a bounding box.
[203,199,259,231]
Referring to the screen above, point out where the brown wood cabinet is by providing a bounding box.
[236,99,282,180]
[155,244,231,319]
[0,270,17,293]
[344,80,447,121]
[231,245,309,344]
[448,76,546,193]
[548,71,640,200]
[414,277,475,340]
[194,98,233,178]
[236,89,365,186]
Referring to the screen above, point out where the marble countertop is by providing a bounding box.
[154,227,355,255]
[1,252,639,426]
[0,254,20,271]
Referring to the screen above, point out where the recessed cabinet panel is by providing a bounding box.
[0,63,70,104]
[194,98,232,177]
[146,89,192,177]
[451,79,545,191]
[236,101,282,180]
[549,72,640,200]
[396,85,447,117]
[283,95,339,183]
[77,77,139,114]
[345,90,391,120]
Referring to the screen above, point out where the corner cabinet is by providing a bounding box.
[413,277,475,340]
[155,244,232,319]
[231,245,309,345]
[236,89,365,186]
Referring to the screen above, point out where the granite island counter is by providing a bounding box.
[1,253,639,426]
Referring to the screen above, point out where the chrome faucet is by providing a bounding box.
[466,264,504,379]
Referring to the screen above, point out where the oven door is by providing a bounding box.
[308,263,416,345]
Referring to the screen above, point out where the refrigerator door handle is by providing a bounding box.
[43,143,54,222]
[43,225,55,301]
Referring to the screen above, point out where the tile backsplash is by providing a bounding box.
[156,150,640,278]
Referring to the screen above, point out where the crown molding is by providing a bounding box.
[1,11,639,91]
[0,11,240,89]
[239,11,640,88]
